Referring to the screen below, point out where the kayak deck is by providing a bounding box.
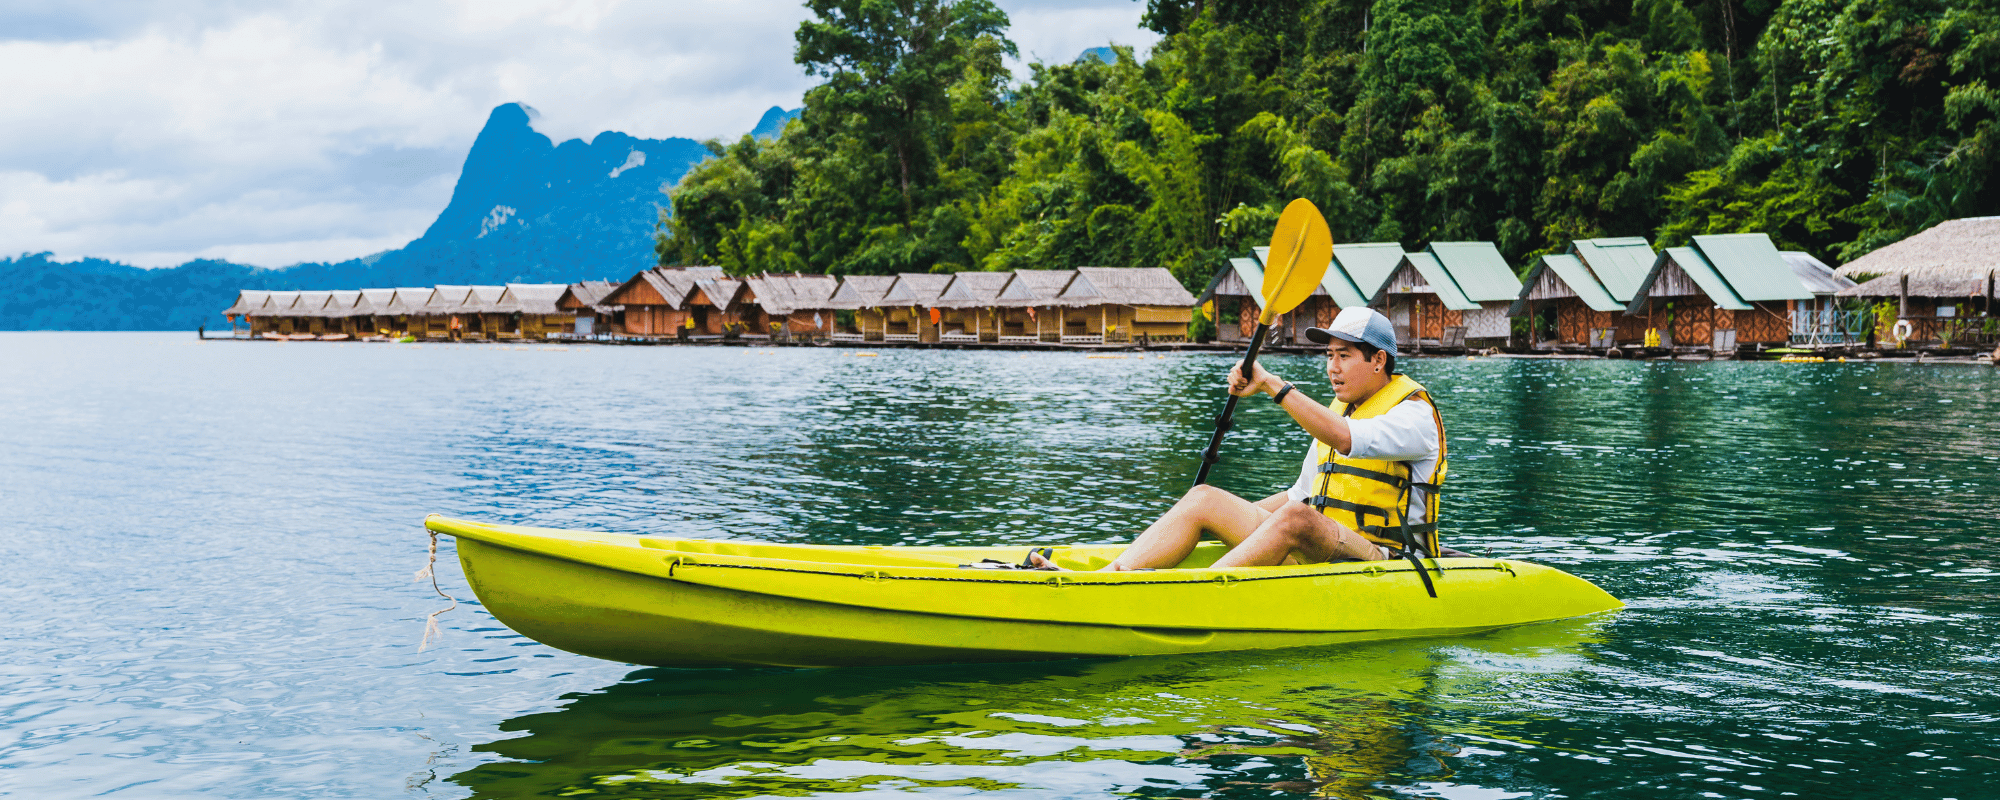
[427,516,1622,667]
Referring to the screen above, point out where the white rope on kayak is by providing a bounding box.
[414,530,458,651]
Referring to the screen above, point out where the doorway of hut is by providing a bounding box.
[1386,298,1415,347]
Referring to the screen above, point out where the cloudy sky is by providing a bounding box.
[0,0,1156,268]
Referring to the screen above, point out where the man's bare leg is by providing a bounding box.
[1211,500,1386,568]
[1030,485,1278,571]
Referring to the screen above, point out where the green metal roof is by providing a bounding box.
[1228,257,1265,308]
[1332,243,1407,302]
[1570,237,1656,301]
[1528,253,1624,312]
[1426,242,1523,303]
[1692,233,1816,302]
[1251,246,1370,308]
[1626,247,1750,314]
[1397,252,1480,311]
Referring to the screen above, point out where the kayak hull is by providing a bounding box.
[430,516,1623,668]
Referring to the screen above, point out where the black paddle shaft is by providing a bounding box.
[1192,321,1272,488]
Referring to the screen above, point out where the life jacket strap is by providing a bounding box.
[1305,496,1391,523]
[1361,522,1437,538]
[1315,462,1408,487]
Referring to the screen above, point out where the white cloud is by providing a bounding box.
[0,0,1155,268]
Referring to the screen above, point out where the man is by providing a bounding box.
[1034,307,1445,571]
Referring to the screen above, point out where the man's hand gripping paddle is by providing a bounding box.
[1192,198,1333,488]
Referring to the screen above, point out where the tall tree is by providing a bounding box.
[794,0,1015,225]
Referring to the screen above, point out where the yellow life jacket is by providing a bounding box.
[1304,373,1447,558]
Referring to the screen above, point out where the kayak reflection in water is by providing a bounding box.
[1033,307,1446,571]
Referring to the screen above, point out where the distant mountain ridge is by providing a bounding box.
[1,103,801,330]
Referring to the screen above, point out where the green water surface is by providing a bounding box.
[2,334,1993,799]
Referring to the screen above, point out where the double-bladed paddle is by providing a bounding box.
[1192,198,1333,488]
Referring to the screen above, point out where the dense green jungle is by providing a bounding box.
[658,0,2000,290]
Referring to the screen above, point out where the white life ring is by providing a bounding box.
[1892,318,1913,343]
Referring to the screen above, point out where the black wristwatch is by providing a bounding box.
[1272,383,1295,405]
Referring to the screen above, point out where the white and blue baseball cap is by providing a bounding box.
[1305,307,1399,359]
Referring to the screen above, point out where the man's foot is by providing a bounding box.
[1024,548,1062,570]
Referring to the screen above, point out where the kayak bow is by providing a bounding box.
[425,515,1622,668]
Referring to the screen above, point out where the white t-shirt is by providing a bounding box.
[1284,392,1442,525]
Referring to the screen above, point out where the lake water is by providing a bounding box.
[3,332,1995,799]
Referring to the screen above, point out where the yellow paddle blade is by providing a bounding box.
[1259,198,1334,323]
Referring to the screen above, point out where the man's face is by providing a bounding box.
[1325,340,1384,404]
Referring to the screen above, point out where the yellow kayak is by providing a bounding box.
[425,515,1622,668]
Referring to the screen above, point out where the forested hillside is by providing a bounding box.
[659,0,2000,290]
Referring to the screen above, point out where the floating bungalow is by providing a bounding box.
[1513,238,1657,349]
[1626,234,1813,351]
[413,286,468,338]
[1780,252,1859,345]
[991,270,1077,343]
[1380,251,1478,349]
[1426,243,1523,347]
[1049,267,1198,344]
[933,272,1013,343]
[1375,243,1520,349]
[386,288,433,336]
[321,290,362,339]
[824,275,898,341]
[357,289,397,336]
[687,276,748,336]
[600,267,724,337]
[1202,245,1384,346]
[290,291,336,337]
[1835,217,1998,346]
[877,273,952,342]
[491,284,573,338]
[557,281,622,337]
[457,285,505,339]
[743,273,839,341]
[1266,245,1378,343]
[1512,253,1629,349]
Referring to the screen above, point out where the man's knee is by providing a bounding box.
[1179,484,1237,509]
[1261,500,1321,543]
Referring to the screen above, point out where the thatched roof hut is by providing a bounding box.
[322,290,362,317]
[991,270,1076,307]
[221,290,271,320]
[1055,267,1197,308]
[462,286,507,314]
[423,286,472,316]
[742,273,838,315]
[824,275,898,309]
[879,273,953,307]
[493,284,570,315]
[691,278,745,311]
[385,288,432,315]
[557,280,621,312]
[1834,217,2000,297]
[933,272,1013,308]
[603,266,725,309]
[291,290,336,316]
